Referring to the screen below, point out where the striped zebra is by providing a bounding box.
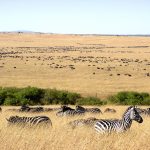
[138,108,150,116]
[76,105,102,114]
[144,108,150,115]
[104,108,116,113]
[20,105,44,113]
[6,115,52,127]
[68,117,99,129]
[136,108,146,114]
[94,106,143,134]
[56,105,85,117]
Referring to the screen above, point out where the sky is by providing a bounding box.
[0,0,150,34]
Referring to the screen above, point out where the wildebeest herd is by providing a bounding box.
[0,45,150,99]
[1,105,150,134]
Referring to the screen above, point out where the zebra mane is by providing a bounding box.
[122,106,136,117]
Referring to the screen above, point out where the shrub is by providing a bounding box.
[42,89,81,105]
[76,97,105,105]
[0,87,150,106]
[18,87,45,105]
[107,91,150,105]
[4,97,20,106]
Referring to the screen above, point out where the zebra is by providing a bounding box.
[76,105,102,114]
[138,108,150,116]
[68,117,99,129]
[20,105,30,112]
[94,106,143,134]
[6,115,52,127]
[19,105,44,113]
[56,105,85,117]
[145,108,150,115]
[104,108,116,113]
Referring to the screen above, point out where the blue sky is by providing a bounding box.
[0,0,150,34]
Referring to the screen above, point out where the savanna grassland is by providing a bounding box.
[0,33,150,98]
[0,105,150,150]
[0,33,150,150]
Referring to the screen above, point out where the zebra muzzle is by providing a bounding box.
[137,117,143,123]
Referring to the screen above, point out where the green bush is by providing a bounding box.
[18,87,44,105]
[42,89,80,105]
[0,87,20,105]
[107,91,150,105]
[4,97,20,106]
[0,87,150,106]
[76,97,105,105]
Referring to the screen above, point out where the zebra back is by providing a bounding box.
[104,108,116,113]
[68,117,99,129]
[76,105,102,114]
[86,108,102,113]
[56,109,85,117]
[6,115,52,127]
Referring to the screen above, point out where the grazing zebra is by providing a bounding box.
[6,115,52,127]
[76,105,102,114]
[104,108,116,113]
[68,117,99,129]
[56,105,85,117]
[94,106,143,134]
[44,108,53,112]
[138,108,150,116]
[20,105,30,112]
[20,105,44,113]
[145,108,150,115]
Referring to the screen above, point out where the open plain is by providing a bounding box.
[0,33,150,150]
[0,33,150,98]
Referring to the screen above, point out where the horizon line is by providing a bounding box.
[0,31,150,37]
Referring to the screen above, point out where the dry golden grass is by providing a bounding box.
[0,33,150,98]
[0,105,150,150]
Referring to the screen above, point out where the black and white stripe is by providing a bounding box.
[68,117,99,129]
[137,108,150,116]
[76,105,102,114]
[56,106,85,117]
[6,115,52,127]
[94,106,143,134]
[20,105,44,113]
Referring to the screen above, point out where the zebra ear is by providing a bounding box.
[6,118,9,122]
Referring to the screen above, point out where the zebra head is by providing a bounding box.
[61,105,74,112]
[129,106,143,123]
[75,105,86,112]
[6,115,20,123]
